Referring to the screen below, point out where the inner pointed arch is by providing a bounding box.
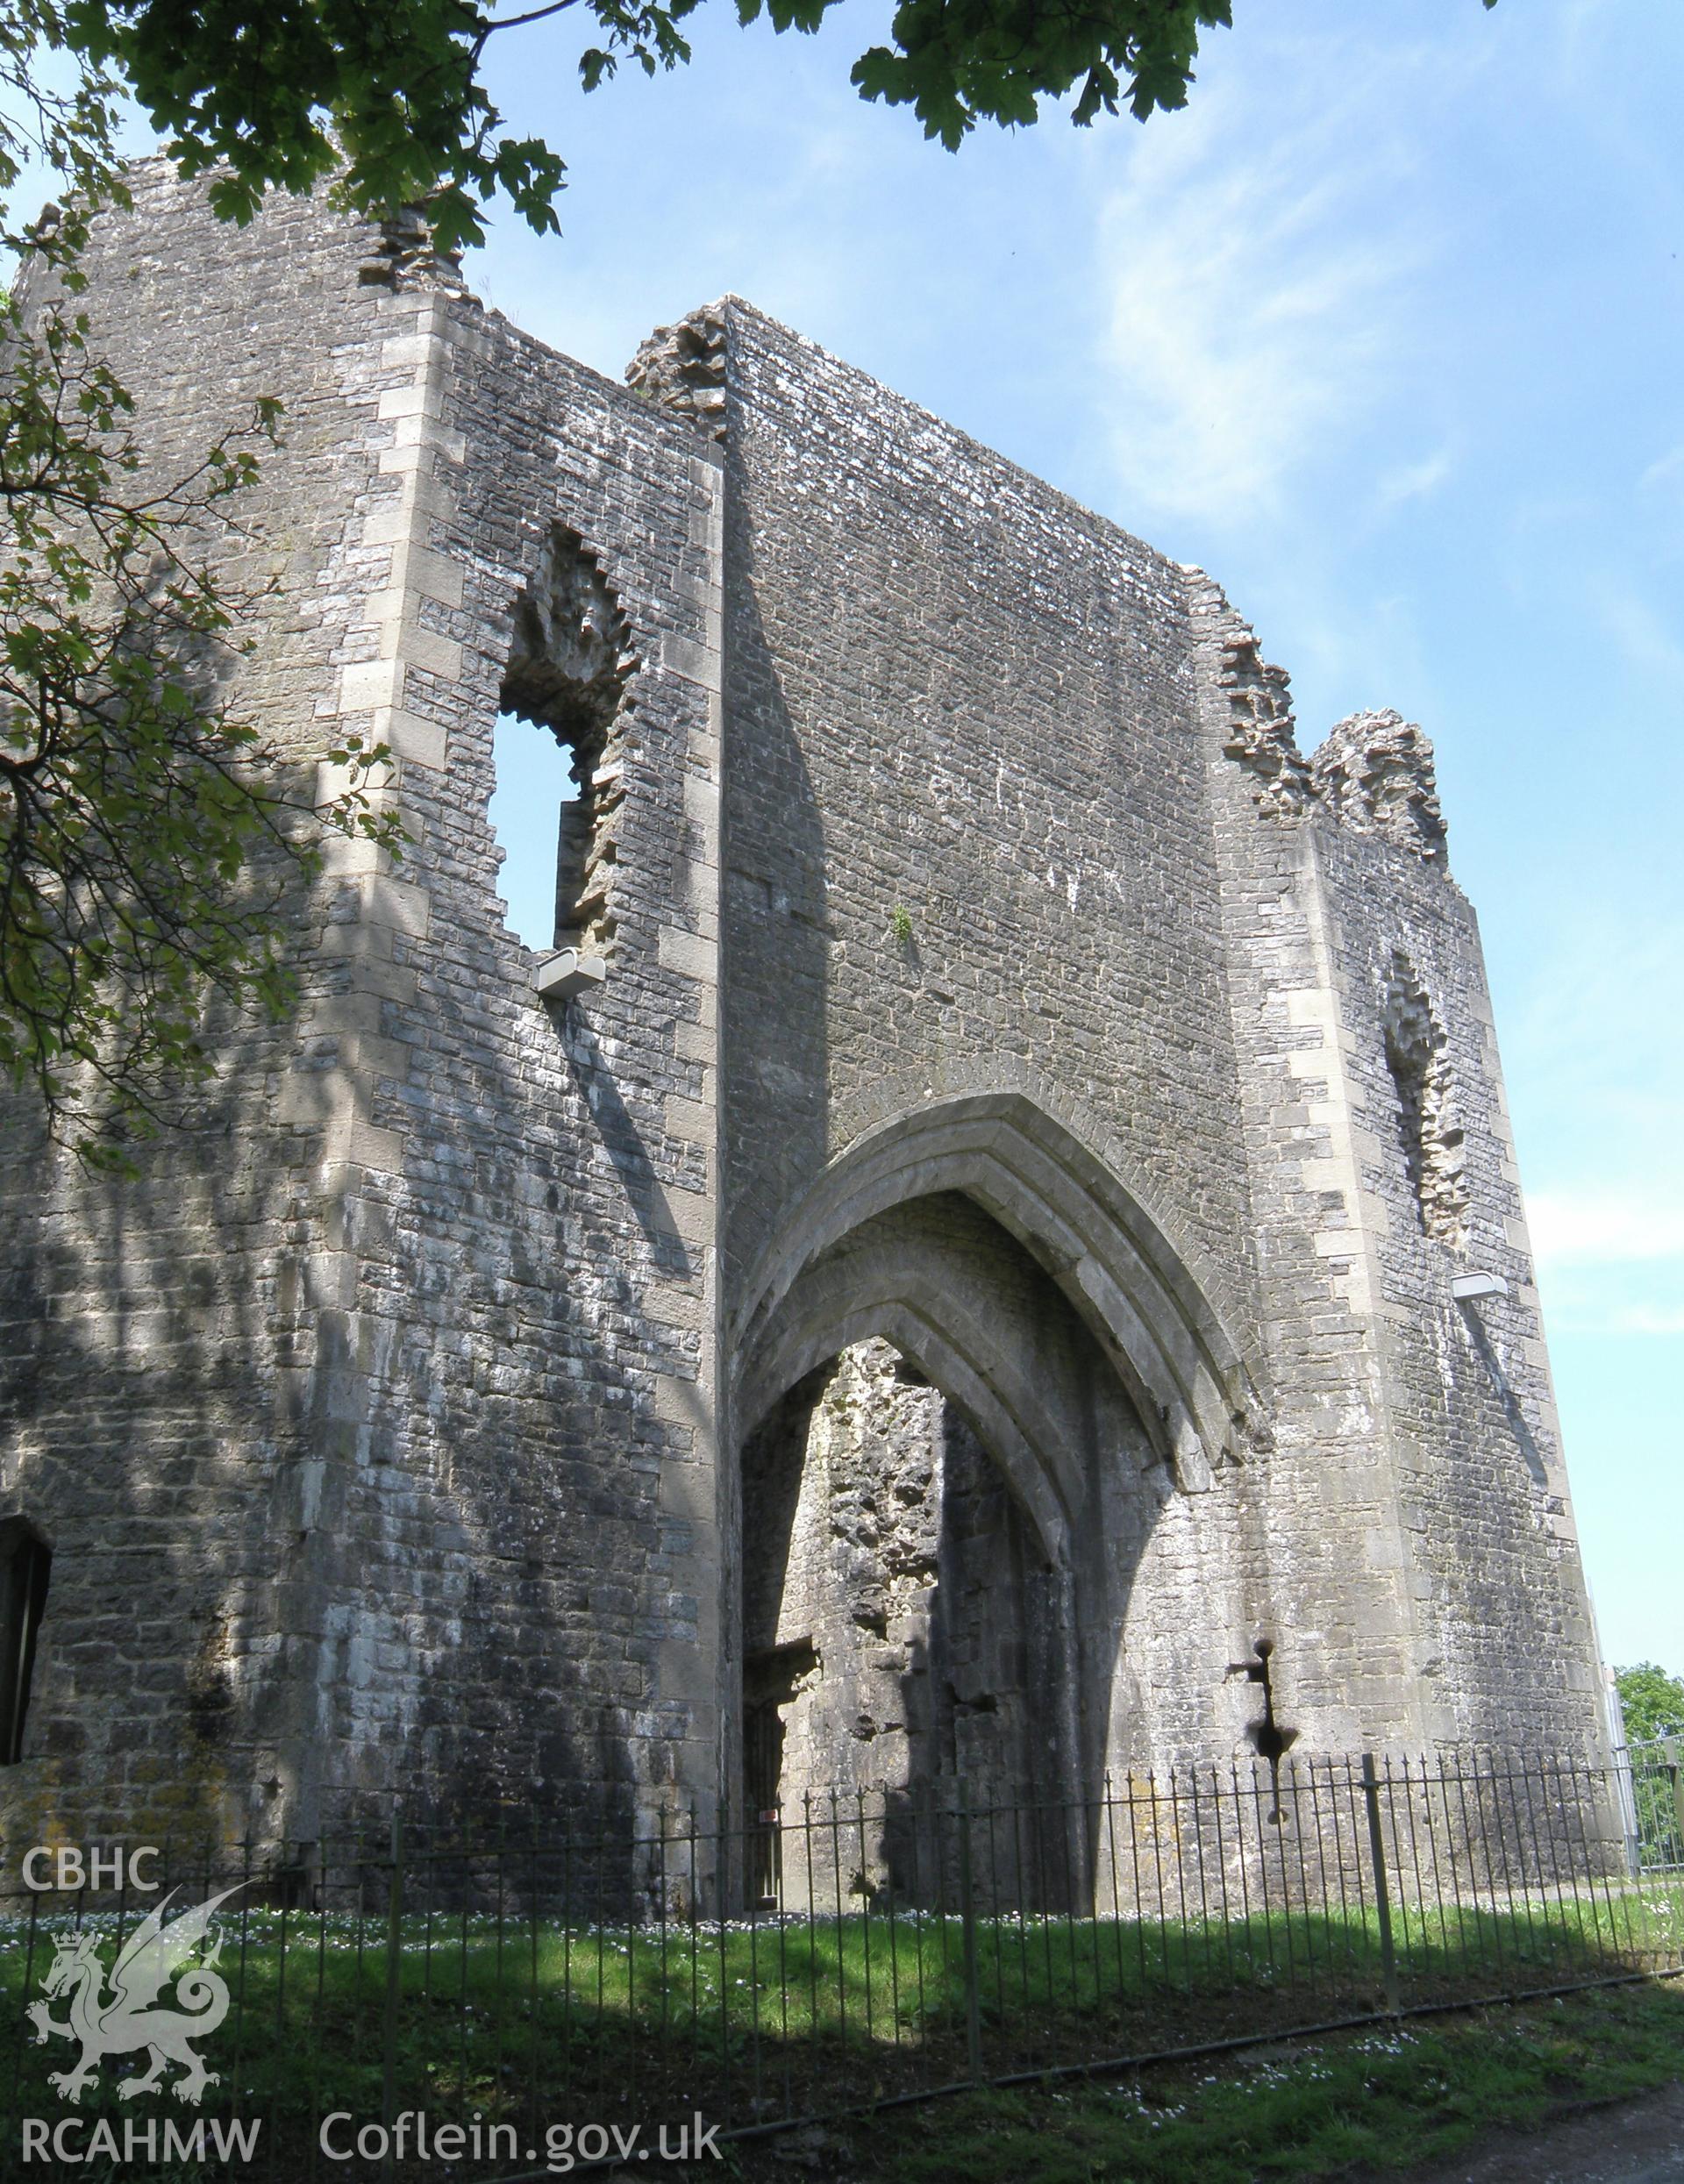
[732,1090,1261,1487]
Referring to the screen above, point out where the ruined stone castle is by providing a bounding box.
[0,168,1607,1855]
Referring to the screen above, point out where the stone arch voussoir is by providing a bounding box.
[738,1277,1078,1569]
[732,1093,1262,1490]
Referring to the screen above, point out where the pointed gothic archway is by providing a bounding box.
[728,1096,1266,1912]
[732,1090,1262,1496]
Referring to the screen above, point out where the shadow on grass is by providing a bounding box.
[1,1888,1680,2178]
[756,1981,1684,2184]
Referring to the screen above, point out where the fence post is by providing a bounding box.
[382,1804,403,2172]
[1359,1753,1401,2015]
[955,1779,983,2087]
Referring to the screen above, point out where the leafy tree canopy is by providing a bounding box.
[2,0,400,1171]
[58,0,1483,256]
[1616,1663,1684,1747]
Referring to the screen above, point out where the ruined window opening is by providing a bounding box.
[488,716,577,953]
[1382,956,1468,1249]
[493,525,636,960]
[0,1518,51,1765]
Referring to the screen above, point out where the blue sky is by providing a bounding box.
[29,2,1676,1674]
[475,0,1681,1678]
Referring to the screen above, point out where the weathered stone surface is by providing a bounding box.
[0,170,1606,1860]
[1382,953,1470,1250]
[625,305,729,441]
[1192,574,1317,819]
[1311,707,1449,861]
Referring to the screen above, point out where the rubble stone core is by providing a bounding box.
[0,173,1604,1858]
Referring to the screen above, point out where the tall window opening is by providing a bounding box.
[0,1517,51,1765]
[1382,955,1468,1248]
[491,525,636,958]
[488,718,577,953]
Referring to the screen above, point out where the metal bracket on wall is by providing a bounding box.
[532,948,606,1002]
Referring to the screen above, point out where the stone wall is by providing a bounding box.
[740,1338,1069,1909]
[741,1339,1053,1809]
[0,168,731,1846]
[1189,576,1600,1754]
[715,303,1255,1341]
[0,175,417,1845]
[0,175,1608,1868]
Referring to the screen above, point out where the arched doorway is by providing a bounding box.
[729,1096,1263,1914]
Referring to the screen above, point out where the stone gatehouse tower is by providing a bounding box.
[0,168,1606,1851]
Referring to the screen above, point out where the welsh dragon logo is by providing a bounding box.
[27,1886,244,2106]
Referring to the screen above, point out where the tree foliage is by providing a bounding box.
[54,0,1416,253]
[1616,1663,1684,1747]
[3,0,400,1171]
[74,0,1253,249]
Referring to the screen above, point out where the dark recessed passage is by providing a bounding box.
[0,1517,51,1766]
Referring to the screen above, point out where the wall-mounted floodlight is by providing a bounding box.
[1451,1272,1510,1303]
[532,948,606,1002]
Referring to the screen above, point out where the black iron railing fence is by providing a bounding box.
[1623,1737,1684,1872]
[0,1750,1680,2179]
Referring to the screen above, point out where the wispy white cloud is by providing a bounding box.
[1534,1269,1684,1341]
[1504,916,1684,1137]
[1377,448,1454,507]
[1503,914,1684,1352]
[1528,1189,1684,1269]
[1613,1304,1684,1336]
[1090,40,1438,528]
[1588,582,1684,681]
[1638,443,1684,496]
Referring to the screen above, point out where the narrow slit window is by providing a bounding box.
[0,1518,51,1765]
[1382,956,1468,1249]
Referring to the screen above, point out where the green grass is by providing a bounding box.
[0,1885,1680,2175]
[716,1981,1684,2183]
